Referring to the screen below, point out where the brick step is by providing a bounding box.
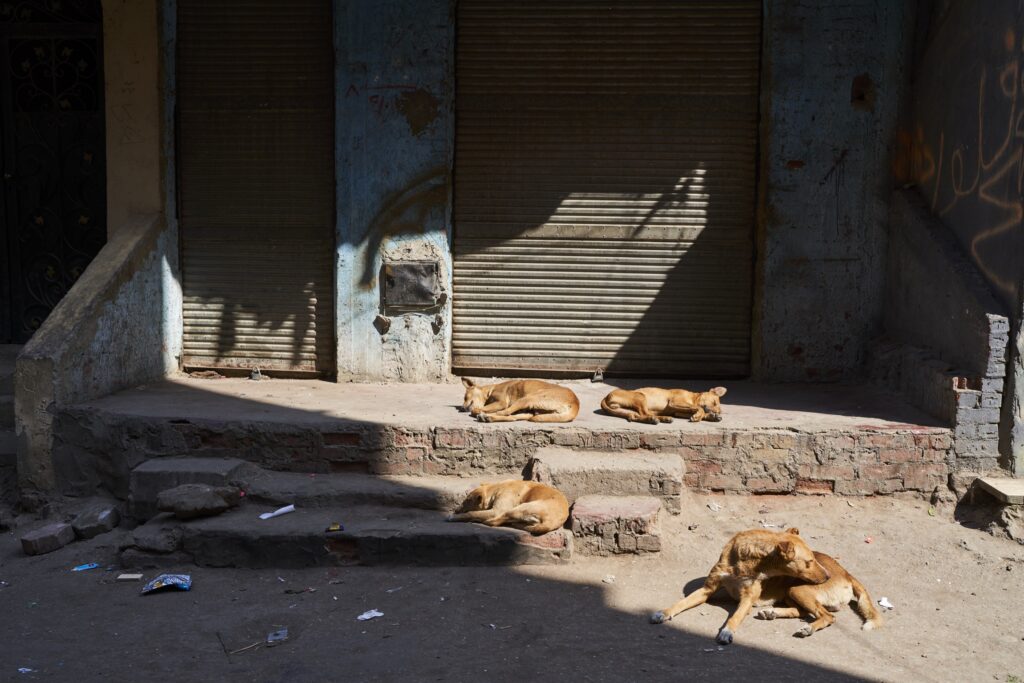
[130,457,259,520]
[570,495,663,556]
[528,447,684,514]
[120,504,572,568]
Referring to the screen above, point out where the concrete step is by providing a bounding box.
[570,495,663,556]
[120,504,572,568]
[129,457,260,520]
[245,470,479,512]
[528,447,684,514]
[0,395,12,430]
[976,477,1024,505]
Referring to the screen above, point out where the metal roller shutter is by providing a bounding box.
[453,0,760,376]
[177,0,334,374]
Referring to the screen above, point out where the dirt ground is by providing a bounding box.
[1,493,1022,683]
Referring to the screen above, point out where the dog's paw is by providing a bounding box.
[658,416,674,423]
[475,413,493,423]
[755,609,776,621]
[690,414,704,423]
[794,626,814,638]
[649,611,666,625]
[716,628,734,645]
[707,414,723,422]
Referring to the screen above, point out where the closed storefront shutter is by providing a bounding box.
[453,1,760,376]
[177,0,334,374]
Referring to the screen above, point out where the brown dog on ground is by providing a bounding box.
[460,378,580,423]
[601,386,727,424]
[649,528,830,644]
[754,550,883,637]
[447,480,570,534]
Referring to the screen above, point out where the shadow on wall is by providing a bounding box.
[48,379,871,681]
[896,0,1024,308]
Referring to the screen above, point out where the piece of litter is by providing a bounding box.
[687,524,699,531]
[878,597,894,611]
[385,586,404,593]
[141,573,192,595]
[284,587,316,594]
[116,573,144,582]
[487,623,496,630]
[602,575,616,584]
[71,563,99,572]
[277,576,286,582]
[229,642,261,655]
[927,507,936,517]
[759,520,782,529]
[18,668,36,674]
[260,504,295,520]
[325,522,344,532]
[864,536,874,544]
[707,502,722,512]
[266,628,289,647]
[847,500,855,508]
[357,609,384,621]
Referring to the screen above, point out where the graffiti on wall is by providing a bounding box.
[897,25,1024,302]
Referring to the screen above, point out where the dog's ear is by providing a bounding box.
[709,386,727,397]
[776,540,796,561]
[785,527,800,536]
[461,377,475,388]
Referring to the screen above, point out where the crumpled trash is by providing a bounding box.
[325,522,344,533]
[18,668,36,674]
[602,575,616,584]
[260,504,295,520]
[878,597,894,611]
[357,609,384,621]
[141,573,192,595]
[266,628,289,646]
[71,563,99,572]
[864,536,874,544]
[707,502,722,512]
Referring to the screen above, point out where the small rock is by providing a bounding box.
[602,574,616,584]
[157,483,241,520]
[129,520,184,553]
[72,504,121,539]
[21,522,75,556]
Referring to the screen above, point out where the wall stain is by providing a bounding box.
[396,88,439,137]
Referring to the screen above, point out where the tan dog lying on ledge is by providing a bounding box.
[753,549,884,637]
[447,480,569,534]
[601,386,727,424]
[460,378,580,423]
[649,527,830,644]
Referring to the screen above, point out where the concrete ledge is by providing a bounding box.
[15,213,180,491]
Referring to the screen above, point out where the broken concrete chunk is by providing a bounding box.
[129,520,184,554]
[21,522,76,556]
[157,483,241,520]
[72,505,121,539]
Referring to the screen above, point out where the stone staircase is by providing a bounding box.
[120,447,685,569]
[0,345,19,504]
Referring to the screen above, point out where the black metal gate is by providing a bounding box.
[0,0,106,343]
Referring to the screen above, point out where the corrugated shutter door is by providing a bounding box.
[177,0,334,374]
[453,1,759,376]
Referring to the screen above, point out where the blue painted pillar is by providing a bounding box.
[335,0,454,381]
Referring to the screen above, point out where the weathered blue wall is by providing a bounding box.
[898,0,1024,312]
[756,0,913,381]
[335,0,454,382]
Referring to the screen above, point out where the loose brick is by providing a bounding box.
[72,505,121,539]
[21,523,75,555]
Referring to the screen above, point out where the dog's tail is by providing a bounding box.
[850,577,883,631]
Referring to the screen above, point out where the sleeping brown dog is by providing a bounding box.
[649,527,830,644]
[461,378,580,423]
[601,386,727,424]
[447,480,569,534]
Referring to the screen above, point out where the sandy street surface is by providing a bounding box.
[1,493,1022,683]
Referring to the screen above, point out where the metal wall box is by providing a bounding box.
[384,261,441,310]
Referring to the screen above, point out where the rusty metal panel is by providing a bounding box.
[177,0,334,374]
[453,0,760,376]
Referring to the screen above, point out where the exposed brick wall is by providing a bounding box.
[52,408,952,499]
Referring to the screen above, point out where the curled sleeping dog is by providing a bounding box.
[447,480,569,535]
[460,377,580,423]
[650,528,831,644]
[601,386,727,424]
